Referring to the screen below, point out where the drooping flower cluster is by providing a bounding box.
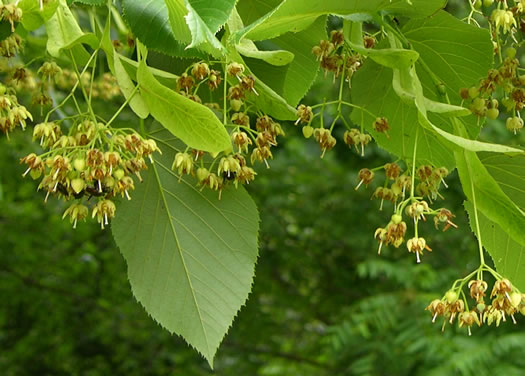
[363,162,456,262]
[55,70,121,101]
[21,119,160,229]
[0,83,32,136]
[427,274,525,335]
[312,30,364,81]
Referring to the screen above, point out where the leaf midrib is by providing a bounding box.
[151,160,212,360]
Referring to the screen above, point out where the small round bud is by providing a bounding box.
[71,178,85,194]
[468,86,480,99]
[113,169,125,180]
[445,290,458,304]
[506,47,517,59]
[230,99,243,112]
[302,125,314,138]
[73,158,86,172]
[391,214,402,225]
[486,108,499,120]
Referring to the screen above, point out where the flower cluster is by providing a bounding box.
[21,119,160,228]
[463,0,525,134]
[427,273,525,335]
[363,162,456,262]
[55,70,121,101]
[312,30,363,81]
[461,54,524,134]
[168,62,282,198]
[0,83,32,136]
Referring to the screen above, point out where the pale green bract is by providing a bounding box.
[465,202,525,291]
[137,60,231,153]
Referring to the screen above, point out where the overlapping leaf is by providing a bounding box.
[121,0,205,58]
[112,128,259,367]
[233,0,447,42]
[351,11,493,168]
[164,0,192,43]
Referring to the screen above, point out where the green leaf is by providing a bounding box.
[121,0,205,58]
[456,150,525,250]
[269,16,327,107]
[351,61,456,168]
[137,60,231,152]
[184,1,226,56]
[465,202,525,290]
[188,0,236,34]
[351,11,493,168]
[479,152,525,210]
[233,0,446,42]
[71,0,105,5]
[164,0,192,42]
[18,0,59,31]
[45,0,98,58]
[112,128,259,366]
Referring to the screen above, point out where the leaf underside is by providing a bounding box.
[112,128,260,367]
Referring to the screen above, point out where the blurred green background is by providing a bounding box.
[2,1,525,375]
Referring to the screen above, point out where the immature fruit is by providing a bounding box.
[486,108,499,120]
[196,167,210,182]
[71,178,85,194]
[510,292,522,308]
[391,214,402,225]
[445,290,458,304]
[230,99,243,112]
[506,47,517,59]
[473,0,482,9]
[113,169,125,180]
[468,86,480,98]
[73,158,85,171]
[302,125,314,138]
[483,0,493,7]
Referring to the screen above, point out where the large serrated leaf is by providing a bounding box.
[112,128,259,367]
[479,152,525,210]
[465,202,525,290]
[164,0,192,42]
[188,0,236,34]
[137,60,231,152]
[184,1,225,56]
[233,0,446,42]
[122,0,205,58]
